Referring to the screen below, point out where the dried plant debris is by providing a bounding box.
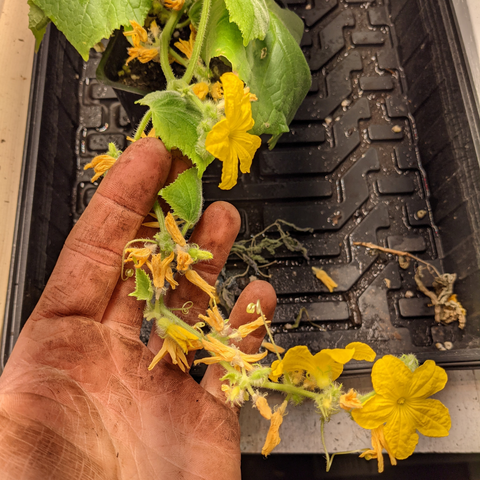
[216,220,313,312]
[415,267,466,329]
[354,242,466,330]
[285,307,326,331]
[312,267,338,292]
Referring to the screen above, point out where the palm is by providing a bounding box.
[0,139,276,480]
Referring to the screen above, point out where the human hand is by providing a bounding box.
[0,138,276,480]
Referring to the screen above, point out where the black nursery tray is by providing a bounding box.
[3,0,480,371]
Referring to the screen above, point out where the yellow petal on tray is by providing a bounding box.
[312,267,338,292]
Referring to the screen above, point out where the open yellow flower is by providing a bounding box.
[194,335,267,371]
[205,72,262,190]
[147,252,178,290]
[269,342,375,388]
[148,323,201,372]
[360,425,397,473]
[123,20,148,46]
[352,355,451,460]
[84,154,117,182]
[262,400,288,456]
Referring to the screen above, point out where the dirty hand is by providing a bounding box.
[0,138,276,480]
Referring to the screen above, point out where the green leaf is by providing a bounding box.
[138,90,214,175]
[30,0,152,60]
[129,268,154,301]
[188,0,203,28]
[203,0,311,145]
[224,0,269,46]
[160,167,203,226]
[266,0,304,44]
[28,0,50,52]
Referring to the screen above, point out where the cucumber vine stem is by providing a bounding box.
[160,7,185,83]
[182,0,211,84]
[133,110,152,141]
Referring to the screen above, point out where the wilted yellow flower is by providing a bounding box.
[254,395,273,420]
[165,0,185,11]
[269,342,375,388]
[262,400,288,456]
[84,154,117,182]
[174,26,195,59]
[123,20,148,46]
[210,81,223,101]
[126,45,158,64]
[148,323,201,372]
[339,388,362,411]
[124,247,153,268]
[149,20,160,39]
[221,384,245,405]
[312,267,338,292]
[176,249,194,272]
[127,127,157,143]
[184,269,216,299]
[205,72,261,190]
[261,341,285,354]
[199,305,225,333]
[165,212,187,247]
[147,251,178,290]
[237,316,268,338]
[192,82,209,100]
[352,355,451,460]
[359,425,397,473]
[194,335,267,371]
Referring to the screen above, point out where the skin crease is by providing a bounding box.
[0,138,277,480]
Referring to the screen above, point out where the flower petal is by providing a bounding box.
[321,348,355,365]
[346,342,376,362]
[384,408,419,460]
[221,73,255,132]
[352,395,396,429]
[231,131,261,174]
[406,399,451,437]
[371,355,411,400]
[408,360,448,399]
[205,118,231,160]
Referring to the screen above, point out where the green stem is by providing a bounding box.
[182,0,211,84]
[158,297,202,338]
[262,381,318,400]
[176,18,191,29]
[181,223,190,237]
[134,110,152,141]
[320,419,332,472]
[160,8,185,83]
[169,47,188,66]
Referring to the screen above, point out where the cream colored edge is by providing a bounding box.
[0,1,36,336]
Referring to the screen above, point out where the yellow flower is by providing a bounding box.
[184,269,217,299]
[124,247,153,268]
[210,81,223,101]
[199,305,225,333]
[237,316,268,338]
[84,154,117,182]
[339,388,363,411]
[312,267,338,292]
[176,249,194,272]
[165,212,187,247]
[147,252,178,290]
[359,425,397,473]
[205,72,262,190]
[352,355,451,460]
[149,20,160,40]
[192,82,209,100]
[164,0,185,11]
[126,46,158,65]
[174,26,195,59]
[148,323,201,372]
[123,20,148,46]
[262,400,288,456]
[269,342,375,388]
[261,341,285,354]
[194,335,267,371]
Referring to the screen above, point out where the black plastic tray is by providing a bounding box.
[3,0,480,372]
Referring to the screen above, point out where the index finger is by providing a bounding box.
[31,138,171,322]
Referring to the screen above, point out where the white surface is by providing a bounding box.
[240,370,480,454]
